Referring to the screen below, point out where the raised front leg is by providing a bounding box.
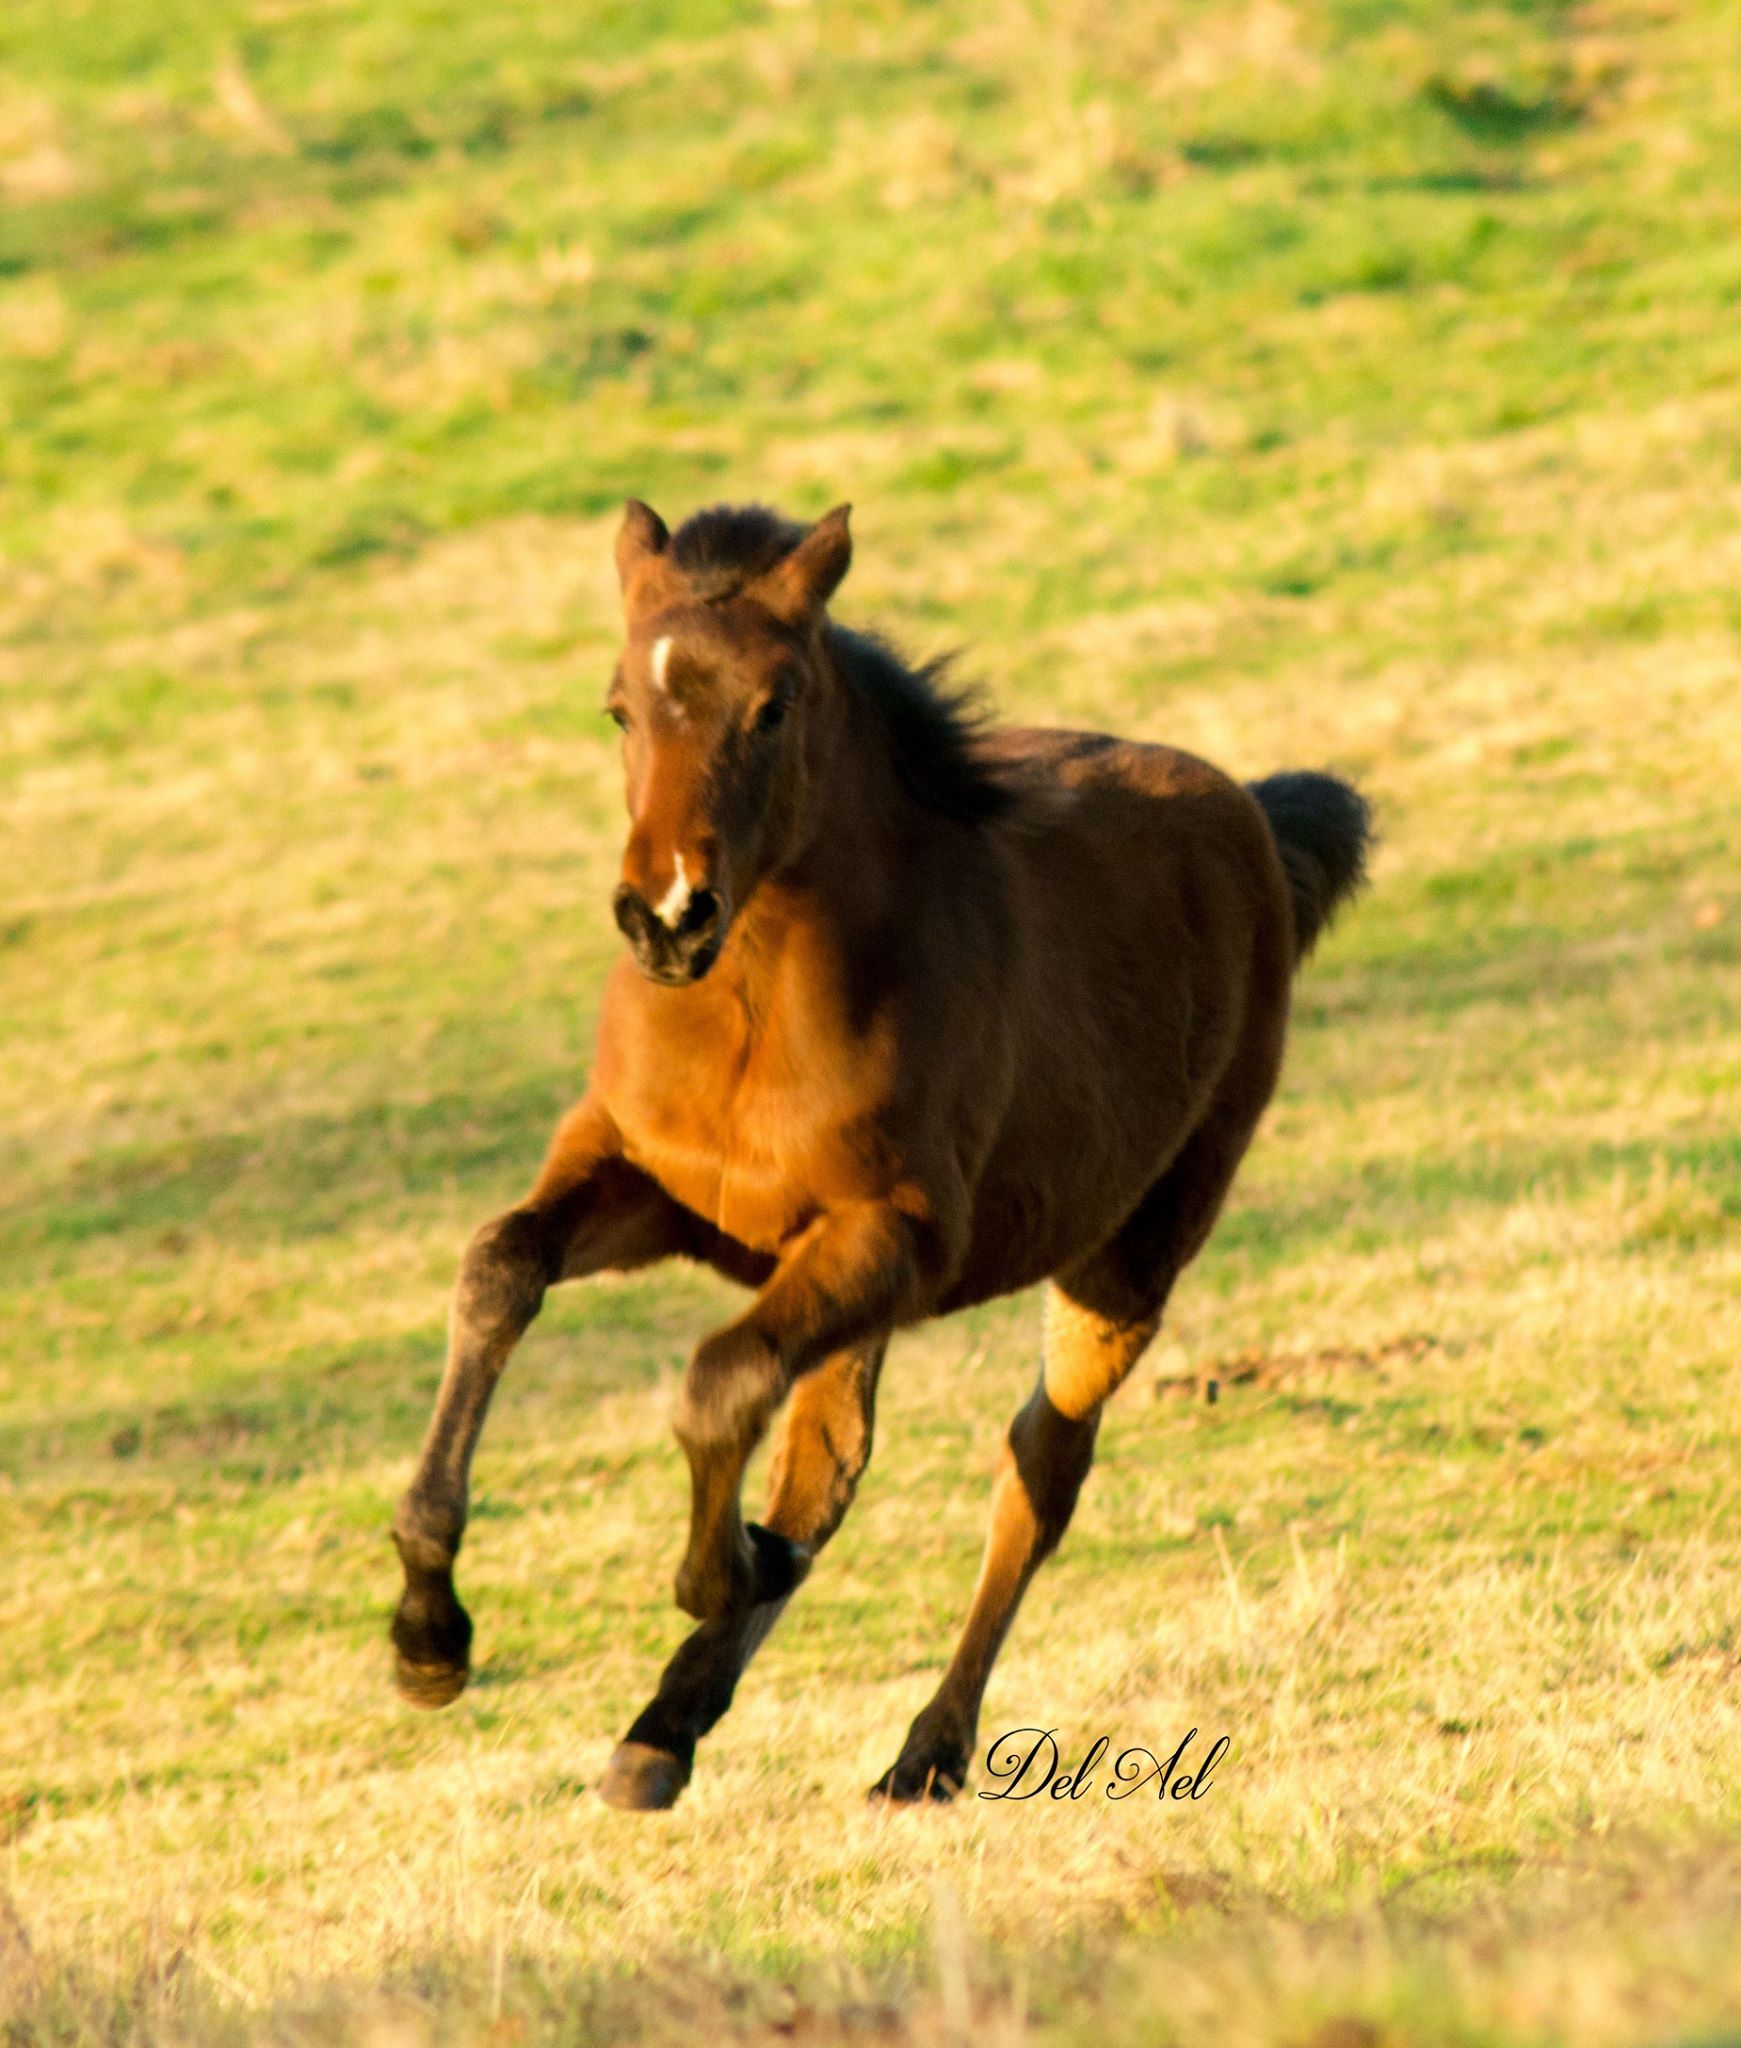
[390,1100,697,1706]
[598,1338,886,1810]
[671,1199,927,1624]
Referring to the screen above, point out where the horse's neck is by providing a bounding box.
[733,842,901,999]
[730,735,925,1014]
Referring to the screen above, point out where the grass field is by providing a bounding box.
[3,0,1741,2041]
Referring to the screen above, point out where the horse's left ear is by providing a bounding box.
[756,504,852,624]
[615,498,672,605]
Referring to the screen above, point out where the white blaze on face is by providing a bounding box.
[654,852,693,929]
[648,633,686,723]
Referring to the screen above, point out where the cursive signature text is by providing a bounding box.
[976,1726,1229,1802]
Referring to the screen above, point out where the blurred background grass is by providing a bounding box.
[2,1,1740,2043]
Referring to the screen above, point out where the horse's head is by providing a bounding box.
[604,499,853,985]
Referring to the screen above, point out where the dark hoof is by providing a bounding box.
[390,1584,472,1710]
[869,1745,968,1804]
[598,1741,691,1811]
[395,1653,470,1709]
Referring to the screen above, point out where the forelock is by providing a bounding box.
[668,504,807,602]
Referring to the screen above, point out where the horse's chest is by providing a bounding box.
[617,1034,838,1251]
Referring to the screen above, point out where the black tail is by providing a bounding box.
[1248,771,1372,961]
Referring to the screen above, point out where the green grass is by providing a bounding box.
[3,1,1741,2043]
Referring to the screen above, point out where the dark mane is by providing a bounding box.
[669,504,808,602]
[827,627,1016,826]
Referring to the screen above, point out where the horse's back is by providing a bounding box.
[988,725,1290,995]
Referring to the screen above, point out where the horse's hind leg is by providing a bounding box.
[870,1093,1272,1802]
[599,1337,886,1810]
[868,1288,1156,1801]
[391,1100,698,1707]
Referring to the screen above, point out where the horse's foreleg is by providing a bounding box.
[870,1285,1159,1801]
[598,1338,886,1810]
[671,1201,920,1624]
[390,1102,693,1706]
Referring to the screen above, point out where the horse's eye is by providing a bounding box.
[755,694,789,734]
[607,704,630,731]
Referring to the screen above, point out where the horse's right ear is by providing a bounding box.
[753,504,852,626]
[615,499,671,603]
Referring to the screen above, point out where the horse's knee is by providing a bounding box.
[454,1208,552,1337]
[673,1326,784,1457]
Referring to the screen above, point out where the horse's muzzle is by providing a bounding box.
[613,882,728,985]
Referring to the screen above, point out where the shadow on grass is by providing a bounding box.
[0,1075,572,1272]
[0,1276,712,1491]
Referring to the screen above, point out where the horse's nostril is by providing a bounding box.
[678,887,721,938]
[613,885,652,941]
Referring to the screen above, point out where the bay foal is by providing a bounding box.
[390,500,1369,1809]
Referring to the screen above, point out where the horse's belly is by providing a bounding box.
[940,1009,1211,1309]
[944,1165,1147,1310]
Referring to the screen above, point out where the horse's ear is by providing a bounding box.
[755,504,852,624]
[615,499,671,603]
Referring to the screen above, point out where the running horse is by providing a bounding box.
[389,500,1369,1809]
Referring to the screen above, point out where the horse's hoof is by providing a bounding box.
[869,1746,968,1804]
[390,1583,472,1708]
[598,1741,691,1811]
[394,1654,470,1710]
